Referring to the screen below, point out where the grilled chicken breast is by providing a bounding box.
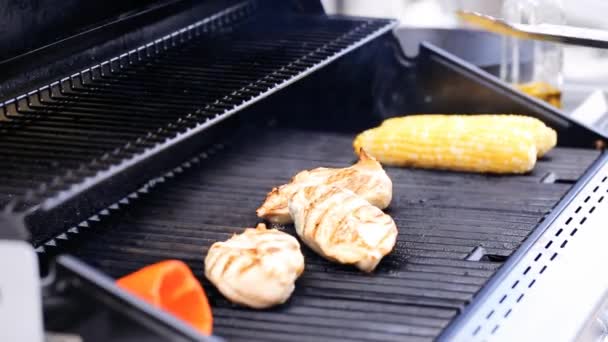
[204,223,305,309]
[257,149,392,224]
[289,185,397,272]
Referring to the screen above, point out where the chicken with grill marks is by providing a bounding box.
[204,223,305,309]
[289,185,398,272]
[256,149,392,224]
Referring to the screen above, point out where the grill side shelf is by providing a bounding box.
[440,151,608,341]
[0,1,396,246]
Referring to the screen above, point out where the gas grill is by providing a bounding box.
[1,1,608,341]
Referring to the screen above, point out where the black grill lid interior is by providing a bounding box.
[0,2,395,246]
[0,0,173,64]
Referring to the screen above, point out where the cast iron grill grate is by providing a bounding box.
[46,127,599,341]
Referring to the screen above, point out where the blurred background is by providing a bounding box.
[321,0,608,29]
[321,0,608,119]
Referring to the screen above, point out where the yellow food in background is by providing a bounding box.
[353,115,558,174]
[515,82,562,108]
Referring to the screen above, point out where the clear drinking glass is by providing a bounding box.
[500,0,565,107]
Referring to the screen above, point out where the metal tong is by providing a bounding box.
[457,10,608,49]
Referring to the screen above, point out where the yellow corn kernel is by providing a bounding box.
[380,114,557,157]
[353,115,557,174]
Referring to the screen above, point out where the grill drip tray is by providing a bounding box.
[56,127,598,341]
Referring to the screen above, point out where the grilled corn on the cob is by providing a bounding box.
[354,115,557,174]
[381,115,556,157]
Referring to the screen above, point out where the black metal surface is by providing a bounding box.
[43,255,218,342]
[49,126,598,341]
[0,0,172,65]
[0,4,395,246]
[0,0,243,100]
[1,1,604,337]
[440,150,608,341]
[0,0,326,100]
[2,0,600,252]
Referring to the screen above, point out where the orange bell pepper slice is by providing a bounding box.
[116,260,213,335]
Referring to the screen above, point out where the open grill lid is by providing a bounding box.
[0,0,324,96]
[0,1,396,246]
